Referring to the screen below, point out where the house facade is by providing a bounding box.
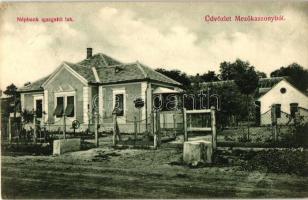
[257,79,308,125]
[18,48,182,133]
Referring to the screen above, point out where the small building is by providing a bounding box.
[200,77,308,126]
[18,48,182,133]
[257,78,308,125]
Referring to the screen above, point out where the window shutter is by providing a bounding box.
[54,97,64,117]
[65,96,75,117]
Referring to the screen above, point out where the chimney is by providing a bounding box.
[87,48,92,59]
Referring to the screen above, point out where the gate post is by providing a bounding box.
[33,112,37,143]
[63,114,66,139]
[210,106,217,150]
[94,111,99,147]
[271,104,278,142]
[113,113,117,146]
[151,112,155,148]
[155,111,161,147]
[173,114,177,137]
[183,108,187,142]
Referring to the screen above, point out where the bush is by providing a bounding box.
[241,149,308,176]
[2,143,52,155]
[294,122,308,146]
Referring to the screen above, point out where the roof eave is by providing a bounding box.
[18,89,44,93]
[149,79,182,87]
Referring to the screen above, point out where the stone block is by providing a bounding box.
[183,140,212,165]
[53,138,81,155]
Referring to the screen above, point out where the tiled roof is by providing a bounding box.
[200,77,286,89]
[95,62,181,85]
[96,63,145,84]
[18,76,49,92]
[257,77,285,88]
[77,53,122,68]
[64,62,96,82]
[18,53,181,92]
[138,63,181,85]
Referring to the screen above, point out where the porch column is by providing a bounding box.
[141,82,147,120]
[146,83,152,113]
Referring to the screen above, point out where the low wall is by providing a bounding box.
[183,140,213,165]
[53,138,81,155]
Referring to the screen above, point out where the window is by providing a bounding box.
[115,94,124,116]
[54,97,64,117]
[280,87,287,94]
[165,94,177,111]
[35,99,43,118]
[153,95,162,110]
[290,103,298,118]
[65,96,75,117]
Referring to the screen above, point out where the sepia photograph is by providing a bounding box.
[0,1,308,199]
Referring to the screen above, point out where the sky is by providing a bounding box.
[0,1,308,90]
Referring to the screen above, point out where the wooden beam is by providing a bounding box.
[183,108,187,142]
[186,109,211,114]
[187,127,212,132]
[211,107,217,150]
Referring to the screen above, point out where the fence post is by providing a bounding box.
[63,114,66,140]
[153,111,158,149]
[271,105,278,142]
[95,111,99,147]
[153,134,157,149]
[157,111,161,146]
[183,108,187,142]
[138,108,141,134]
[153,111,160,148]
[151,112,155,147]
[33,113,37,143]
[173,114,177,137]
[8,117,11,144]
[163,113,166,129]
[113,113,117,146]
[134,116,137,146]
[211,106,217,150]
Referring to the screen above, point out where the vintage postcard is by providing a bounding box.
[0,1,307,199]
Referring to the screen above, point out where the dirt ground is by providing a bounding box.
[1,137,308,199]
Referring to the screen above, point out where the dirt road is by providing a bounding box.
[2,143,308,198]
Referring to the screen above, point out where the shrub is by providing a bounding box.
[294,122,308,146]
[241,149,308,176]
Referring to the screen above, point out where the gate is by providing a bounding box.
[183,107,217,149]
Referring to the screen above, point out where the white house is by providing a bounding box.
[257,78,308,125]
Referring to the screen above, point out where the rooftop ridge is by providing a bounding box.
[138,61,181,85]
[98,53,109,66]
[136,61,148,78]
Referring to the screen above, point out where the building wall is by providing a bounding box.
[100,82,144,133]
[22,92,43,112]
[44,67,86,124]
